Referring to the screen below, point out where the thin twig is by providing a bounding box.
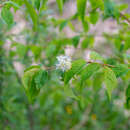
[120,12,130,24]
[86,61,115,68]
[44,60,130,71]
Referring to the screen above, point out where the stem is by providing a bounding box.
[120,12,130,24]
[45,60,129,71]
[86,61,115,68]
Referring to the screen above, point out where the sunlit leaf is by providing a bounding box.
[104,67,117,100]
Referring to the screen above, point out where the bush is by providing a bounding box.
[0,0,130,129]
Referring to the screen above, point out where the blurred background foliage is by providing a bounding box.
[0,0,130,130]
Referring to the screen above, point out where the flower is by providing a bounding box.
[56,55,72,72]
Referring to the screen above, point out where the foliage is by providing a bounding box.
[0,0,130,129]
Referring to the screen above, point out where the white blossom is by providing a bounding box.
[56,55,72,72]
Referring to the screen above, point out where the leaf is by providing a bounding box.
[22,66,48,102]
[90,0,104,10]
[118,4,128,11]
[34,70,48,89]
[82,20,89,32]
[126,84,130,98]
[77,0,87,21]
[80,63,101,85]
[34,0,41,10]
[81,36,94,49]
[112,64,129,77]
[30,45,42,60]
[22,67,40,90]
[104,0,119,20]
[1,7,14,27]
[90,51,104,61]
[59,20,68,31]
[68,21,75,31]
[126,84,130,109]
[64,59,86,84]
[16,44,27,57]
[45,44,56,57]
[4,1,21,9]
[90,11,99,24]
[104,67,117,100]
[64,85,78,99]
[78,96,86,109]
[72,36,80,47]
[40,0,48,12]
[93,72,103,91]
[24,65,41,72]
[56,0,63,14]
[24,0,38,30]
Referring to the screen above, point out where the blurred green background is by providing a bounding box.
[0,0,130,130]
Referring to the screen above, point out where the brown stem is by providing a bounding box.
[120,12,130,24]
[45,61,130,70]
[86,61,115,68]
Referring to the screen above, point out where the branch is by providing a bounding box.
[120,12,130,24]
[86,61,115,68]
[45,60,130,71]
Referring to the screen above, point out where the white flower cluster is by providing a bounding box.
[56,55,72,72]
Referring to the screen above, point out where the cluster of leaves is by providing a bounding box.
[0,0,130,129]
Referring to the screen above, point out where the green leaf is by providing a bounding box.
[4,1,21,9]
[34,0,41,10]
[24,65,41,72]
[22,66,48,102]
[118,4,128,11]
[64,85,78,99]
[77,0,87,21]
[93,72,103,91]
[78,96,86,109]
[124,35,130,50]
[30,45,42,60]
[72,36,80,47]
[68,21,75,31]
[64,59,86,84]
[104,67,117,100]
[126,84,130,98]
[1,7,14,27]
[40,0,48,12]
[24,0,38,30]
[56,0,63,14]
[90,51,104,61]
[22,67,40,90]
[34,70,48,89]
[81,36,94,49]
[112,64,129,77]
[59,20,68,31]
[90,11,99,24]
[104,0,119,20]
[80,63,101,85]
[45,44,56,57]
[90,0,104,10]
[82,20,89,32]
[126,84,130,109]
[16,44,27,57]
